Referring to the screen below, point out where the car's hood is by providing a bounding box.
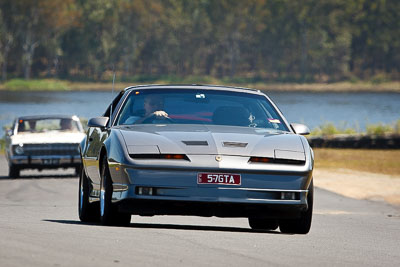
[118,124,305,159]
[11,131,85,145]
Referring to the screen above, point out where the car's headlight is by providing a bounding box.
[14,144,24,155]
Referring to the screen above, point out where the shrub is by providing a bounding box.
[310,123,339,136]
[310,120,399,136]
[370,73,391,84]
[395,120,400,135]
[366,123,393,136]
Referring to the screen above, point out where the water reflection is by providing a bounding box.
[268,91,400,130]
[0,92,58,103]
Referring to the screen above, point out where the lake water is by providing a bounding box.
[1,90,399,131]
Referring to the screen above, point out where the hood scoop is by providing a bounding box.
[223,141,248,148]
[182,140,209,146]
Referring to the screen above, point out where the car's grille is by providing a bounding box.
[22,143,80,156]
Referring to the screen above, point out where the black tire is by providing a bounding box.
[248,218,279,231]
[78,167,99,222]
[9,165,20,178]
[279,180,314,234]
[100,157,131,226]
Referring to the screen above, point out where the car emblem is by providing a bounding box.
[215,156,222,162]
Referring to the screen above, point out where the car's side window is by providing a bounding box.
[103,91,124,124]
[116,96,140,125]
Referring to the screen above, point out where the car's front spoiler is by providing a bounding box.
[118,198,307,219]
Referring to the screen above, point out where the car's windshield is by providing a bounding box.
[17,118,81,133]
[115,89,289,131]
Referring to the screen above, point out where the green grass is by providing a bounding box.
[3,79,70,91]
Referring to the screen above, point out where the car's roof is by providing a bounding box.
[123,84,264,95]
[17,114,78,120]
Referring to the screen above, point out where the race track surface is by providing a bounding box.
[0,155,399,266]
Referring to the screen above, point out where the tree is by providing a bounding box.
[11,0,77,79]
[0,1,16,80]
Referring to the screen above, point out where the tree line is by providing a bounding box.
[0,0,399,83]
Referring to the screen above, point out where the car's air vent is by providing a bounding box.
[223,142,248,148]
[182,141,208,146]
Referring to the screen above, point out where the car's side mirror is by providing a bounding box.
[5,129,13,137]
[87,117,109,128]
[290,123,310,135]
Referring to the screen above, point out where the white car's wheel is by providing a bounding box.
[8,165,20,178]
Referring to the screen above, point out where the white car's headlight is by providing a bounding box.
[14,144,24,155]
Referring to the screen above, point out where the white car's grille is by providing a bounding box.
[22,144,80,156]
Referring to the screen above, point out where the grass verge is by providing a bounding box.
[2,79,70,91]
[314,148,400,176]
[0,78,399,92]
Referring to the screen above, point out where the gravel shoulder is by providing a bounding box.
[314,168,400,206]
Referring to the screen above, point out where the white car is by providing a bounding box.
[5,115,85,178]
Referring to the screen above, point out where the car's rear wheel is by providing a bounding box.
[8,165,20,178]
[279,180,313,234]
[78,166,99,222]
[100,157,131,226]
[248,218,278,231]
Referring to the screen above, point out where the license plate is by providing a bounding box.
[197,173,241,185]
[43,159,59,165]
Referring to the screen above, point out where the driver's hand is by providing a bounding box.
[153,111,168,118]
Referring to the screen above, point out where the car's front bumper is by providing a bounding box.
[9,155,81,169]
[108,166,312,218]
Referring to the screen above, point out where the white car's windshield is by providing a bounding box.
[17,118,81,133]
[115,89,289,131]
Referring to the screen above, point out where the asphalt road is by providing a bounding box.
[0,155,399,267]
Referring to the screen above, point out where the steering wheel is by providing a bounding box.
[142,114,174,124]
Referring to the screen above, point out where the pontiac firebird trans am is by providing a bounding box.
[5,115,85,178]
[79,85,314,234]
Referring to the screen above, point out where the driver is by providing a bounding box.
[60,119,73,130]
[126,94,169,124]
[28,120,37,132]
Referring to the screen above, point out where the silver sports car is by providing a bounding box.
[79,85,314,234]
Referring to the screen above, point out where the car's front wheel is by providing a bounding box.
[100,157,131,226]
[8,165,20,178]
[279,180,313,234]
[78,166,99,222]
